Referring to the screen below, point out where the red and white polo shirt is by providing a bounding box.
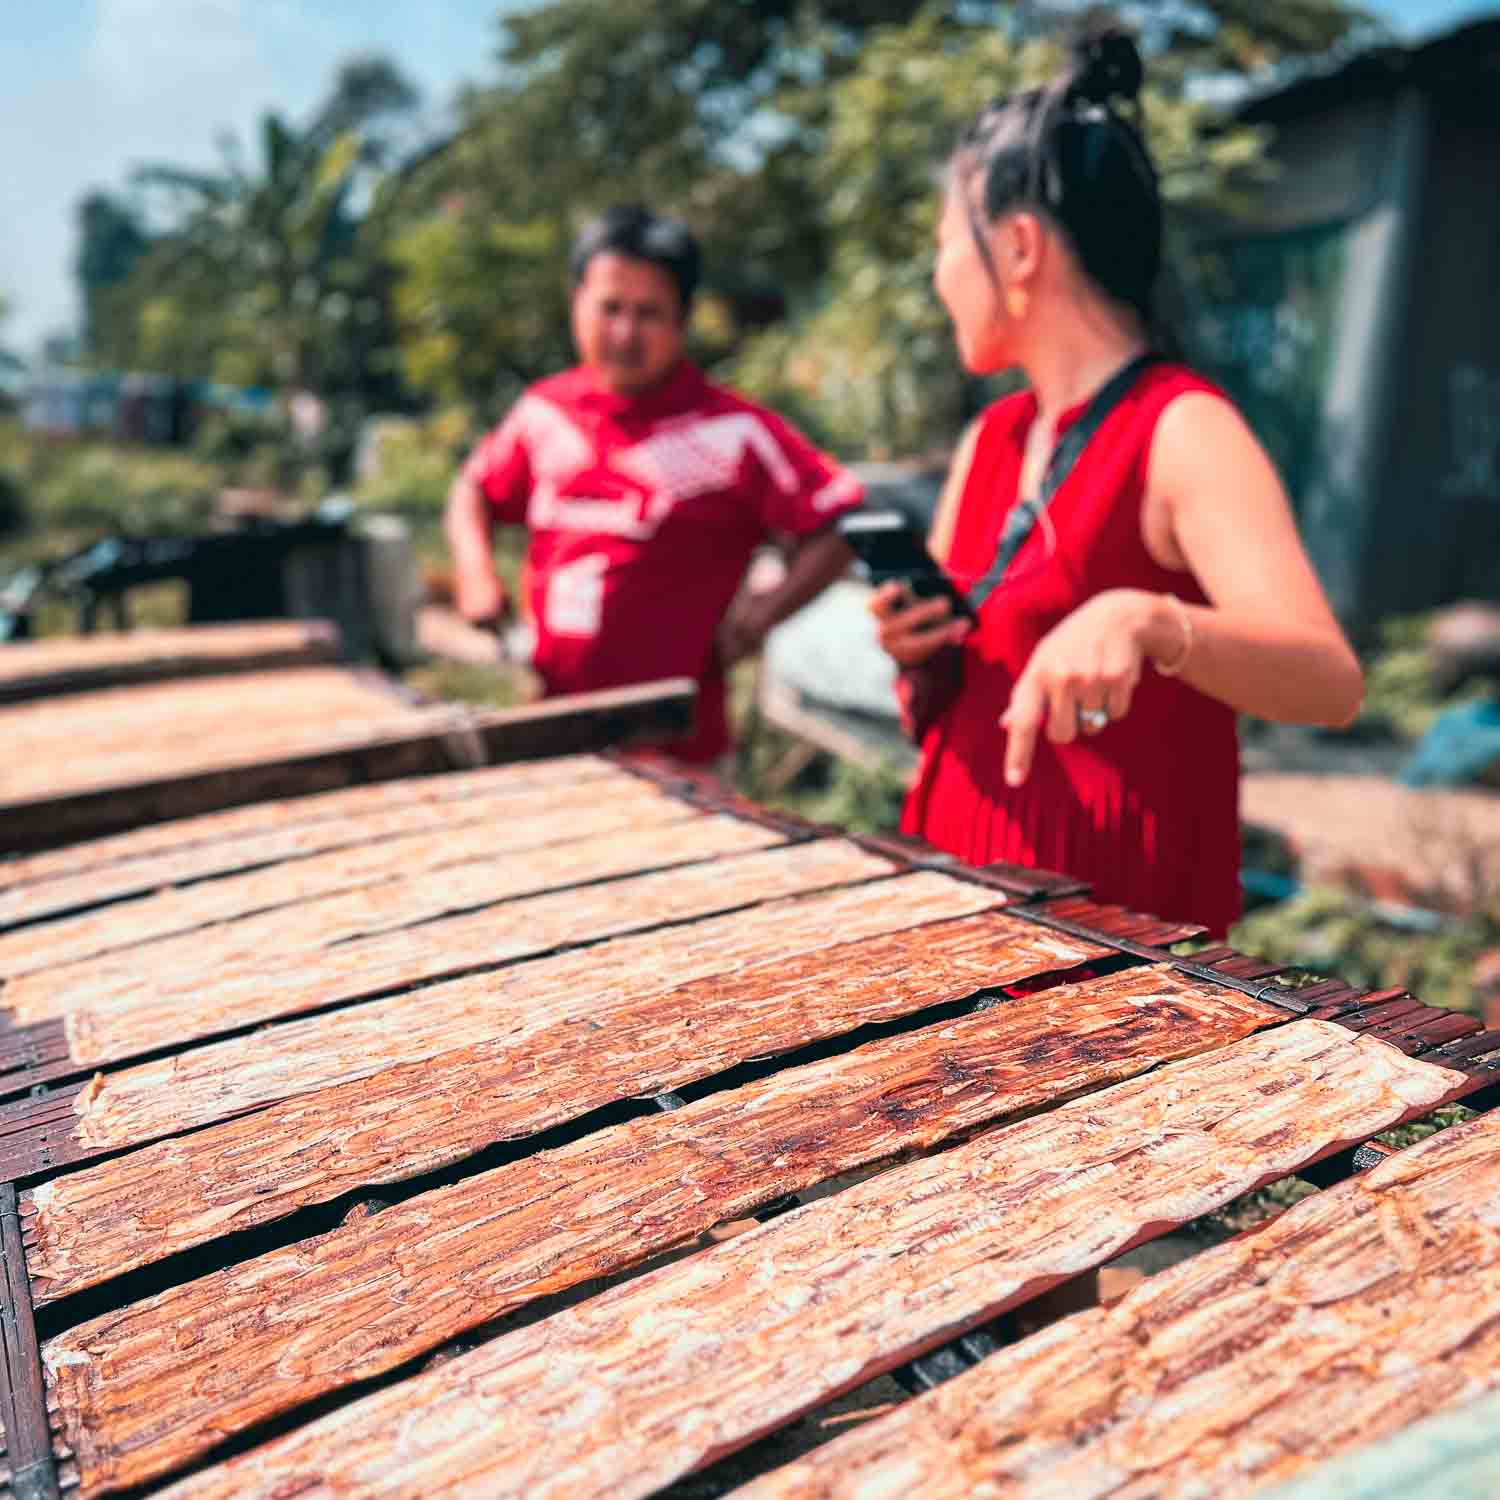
[462,361,862,762]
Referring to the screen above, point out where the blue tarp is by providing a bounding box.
[1399,699,1500,787]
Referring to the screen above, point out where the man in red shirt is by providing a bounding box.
[444,205,862,764]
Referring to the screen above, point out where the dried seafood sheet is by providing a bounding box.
[28,877,1028,1299]
[151,1021,1466,1500]
[0,780,686,972]
[0,764,645,928]
[0,756,619,892]
[7,815,787,1057]
[735,1103,1500,1499]
[0,621,331,692]
[0,668,434,805]
[46,969,1272,1494]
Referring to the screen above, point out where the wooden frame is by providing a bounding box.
[0,742,1495,1500]
[0,677,696,852]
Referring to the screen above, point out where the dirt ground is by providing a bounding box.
[1240,725,1500,908]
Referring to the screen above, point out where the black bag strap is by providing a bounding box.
[968,352,1159,612]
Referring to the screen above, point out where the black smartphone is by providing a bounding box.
[837,509,977,623]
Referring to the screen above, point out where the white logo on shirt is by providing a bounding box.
[480,393,834,540]
[811,472,863,513]
[614,413,798,524]
[525,406,806,537]
[514,396,595,482]
[544,552,610,637]
[530,486,653,540]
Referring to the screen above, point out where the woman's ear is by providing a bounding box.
[1002,211,1046,289]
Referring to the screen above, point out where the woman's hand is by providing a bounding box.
[869,582,972,668]
[1001,588,1160,787]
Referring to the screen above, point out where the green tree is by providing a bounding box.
[0,292,19,373]
[387,1,951,417]
[390,0,1370,446]
[390,214,570,411]
[728,1,1376,454]
[93,58,419,416]
[75,191,151,358]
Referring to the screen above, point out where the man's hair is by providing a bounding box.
[569,204,702,313]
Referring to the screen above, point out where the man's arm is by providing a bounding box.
[446,400,533,626]
[718,528,853,668]
[443,472,509,625]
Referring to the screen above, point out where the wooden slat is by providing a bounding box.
[0,668,426,799]
[849,831,1089,902]
[1,677,696,854]
[4,815,789,1064]
[0,620,338,703]
[0,755,621,894]
[25,884,1062,1301]
[148,1021,1468,1500]
[733,1107,1500,1500]
[0,763,647,930]
[43,968,1276,1495]
[0,669,444,855]
[0,780,691,973]
[457,675,698,765]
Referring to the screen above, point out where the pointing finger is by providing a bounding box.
[1001,675,1046,788]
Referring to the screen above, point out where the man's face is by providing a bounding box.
[571,251,687,395]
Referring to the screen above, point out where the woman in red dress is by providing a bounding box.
[874,29,1362,936]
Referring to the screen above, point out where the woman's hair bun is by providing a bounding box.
[1068,27,1144,106]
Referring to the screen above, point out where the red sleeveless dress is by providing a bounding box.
[901,362,1241,936]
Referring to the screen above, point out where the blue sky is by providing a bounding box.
[1,0,1494,356]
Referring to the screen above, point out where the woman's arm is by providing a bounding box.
[928,418,980,566]
[869,420,980,664]
[1142,391,1363,726]
[1000,392,1363,787]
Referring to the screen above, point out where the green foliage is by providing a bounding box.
[729,16,1022,452]
[1126,0,1382,77]
[1353,610,1500,743]
[1243,610,1494,745]
[390,215,570,414]
[1232,884,1496,1015]
[0,418,221,557]
[1375,1101,1476,1152]
[0,468,25,539]
[732,682,910,833]
[800,755,911,833]
[75,192,151,356]
[403,658,529,710]
[385,3,982,442]
[69,1,1376,460]
[28,446,221,537]
[350,410,473,521]
[1358,613,1440,739]
[88,58,419,449]
[726,9,1299,454]
[190,403,289,468]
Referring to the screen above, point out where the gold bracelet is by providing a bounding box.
[1154,592,1193,677]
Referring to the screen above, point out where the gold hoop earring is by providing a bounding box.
[1005,285,1029,321]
